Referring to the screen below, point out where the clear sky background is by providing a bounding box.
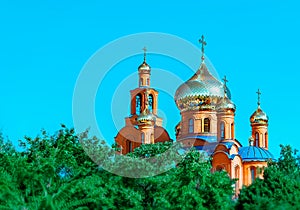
[0,0,300,157]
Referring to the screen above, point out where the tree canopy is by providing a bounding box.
[0,126,299,209]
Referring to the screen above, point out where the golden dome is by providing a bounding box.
[217,96,236,111]
[138,62,151,72]
[137,111,156,125]
[250,107,268,124]
[175,62,231,111]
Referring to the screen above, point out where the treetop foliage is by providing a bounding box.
[0,126,299,209]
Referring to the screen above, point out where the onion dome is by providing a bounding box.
[250,89,268,124]
[137,110,156,125]
[175,62,230,111]
[138,47,151,72]
[217,96,236,111]
[250,107,268,124]
[138,62,151,72]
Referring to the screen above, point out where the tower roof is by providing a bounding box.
[175,37,232,111]
[174,62,231,110]
[138,46,151,72]
[137,111,156,125]
[250,107,268,124]
[250,89,268,124]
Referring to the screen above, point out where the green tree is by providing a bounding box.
[236,144,300,210]
[0,127,236,209]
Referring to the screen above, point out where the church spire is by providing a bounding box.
[199,35,207,62]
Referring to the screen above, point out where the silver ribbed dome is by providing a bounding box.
[250,107,268,124]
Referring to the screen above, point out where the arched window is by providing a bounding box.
[141,133,145,144]
[255,132,259,146]
[148,94,153,113]
[147,78,150,86]
[204,118,210,132]
[250,166,256,183]
[128,141,133,153]
[220,122,225,140]
[140,78,143,86]
[136,94,141,115]
[231,123,234,139]
[188,118,194,133]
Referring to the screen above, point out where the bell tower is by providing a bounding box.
[114,48,171,154]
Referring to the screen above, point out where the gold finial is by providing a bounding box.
[142,46,147,62]
[222,76,228,96]
[256,89,261,107]
[199,35,207,61]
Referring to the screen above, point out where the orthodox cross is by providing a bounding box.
[222,76,228,95]
[142,46,147,62]
[256,89,261,106]
[199,35,207,61]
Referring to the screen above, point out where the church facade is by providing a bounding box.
[115,37,274,194]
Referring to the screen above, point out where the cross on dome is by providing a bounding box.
[256,89,261,107]
[199,35,207,61]
[142,46,147,62]
[222,75,228,96]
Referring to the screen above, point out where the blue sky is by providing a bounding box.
[0,0,300,157]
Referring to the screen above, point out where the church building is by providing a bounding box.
[114,36,274,194]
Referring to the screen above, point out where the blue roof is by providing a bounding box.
[238,146,275,162]
[194,142,218,155]
[179,135,217,142]
[219,141,234,149]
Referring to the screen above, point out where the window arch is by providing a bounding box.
[141,133,145,144]
[250,166,256,183]
[135,94,141,115]
[220,121,225,140]
[148,94,153,113]
[204,118,210,132]
[147,78,150,86]
[255,132,259,146]
[128,141,133,153]
[188,118,194,133]
[140,78,143,86]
